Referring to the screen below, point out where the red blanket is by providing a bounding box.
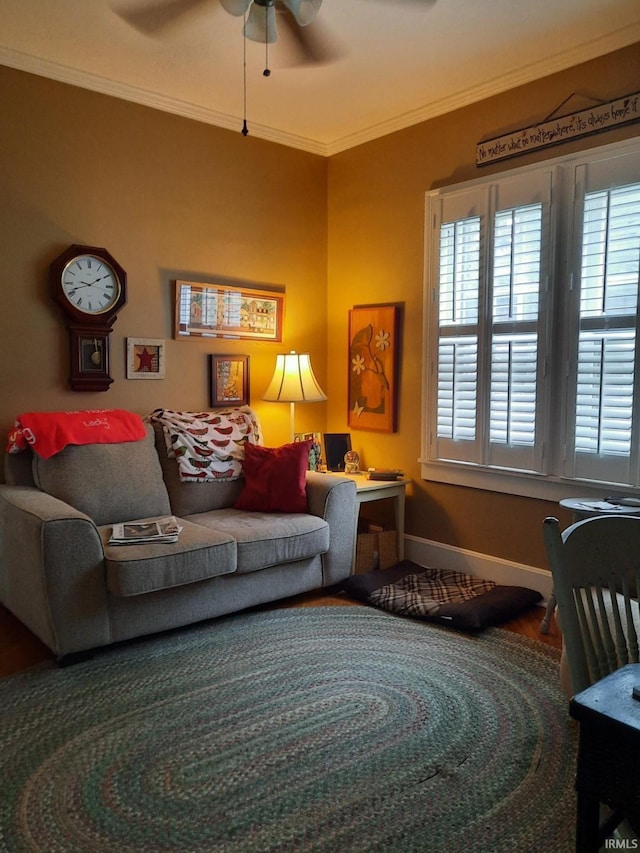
[7,409,147,459]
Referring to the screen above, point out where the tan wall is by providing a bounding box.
[2,46,639,572]
[0,66,328,453]
[327,43,640,569]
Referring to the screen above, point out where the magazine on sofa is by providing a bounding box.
[109,516,182,545]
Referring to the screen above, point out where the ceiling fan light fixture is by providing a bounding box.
[282,0,322,26]
[244,0,278,43]
[219,0,252,16]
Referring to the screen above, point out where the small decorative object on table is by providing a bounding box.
[344,450,360,474]
[367,468,404,481]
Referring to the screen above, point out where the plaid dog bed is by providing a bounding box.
[342,560,542,631]
[370,569,496,618]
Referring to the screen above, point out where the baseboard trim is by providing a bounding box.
[403,534,553,604]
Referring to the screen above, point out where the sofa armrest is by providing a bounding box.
[305,472,357,586]
[0,485,110,659]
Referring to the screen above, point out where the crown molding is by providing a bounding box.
[0,46,328,156]
[2,21,639,160]
[325,24,640,155]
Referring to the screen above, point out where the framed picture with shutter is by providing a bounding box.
[175,281,284,342]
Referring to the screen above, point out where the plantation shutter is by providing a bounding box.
[430,188,485,464]
[567,149,640,485]
[486,174,552,473]
[428,171,552,472]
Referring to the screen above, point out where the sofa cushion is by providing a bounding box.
[185,507,329,574]
[32,424,171,526]
[234,440,312,513]
[100,518,237,597]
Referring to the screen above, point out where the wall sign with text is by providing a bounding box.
[477,91,640,166]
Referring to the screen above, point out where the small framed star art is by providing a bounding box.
[126,338,166,380]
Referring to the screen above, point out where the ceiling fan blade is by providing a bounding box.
[114,0,212,35]
[281,0,322,27]
[220,0,251,15]
[278,9,344,65]
[368,0,437,4]
[245,1,279,43]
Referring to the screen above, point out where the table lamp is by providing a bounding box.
[263,351,327,441]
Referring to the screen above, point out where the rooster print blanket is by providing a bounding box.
[149,407,263,482]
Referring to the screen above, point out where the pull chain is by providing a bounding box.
[241,8,249,136]
[264,36,270,77]
[241,2,274,135]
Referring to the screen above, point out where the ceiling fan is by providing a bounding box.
[222,0,320,46]
[116,0,436,66]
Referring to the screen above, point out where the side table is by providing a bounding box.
[559,497,640,521]
[569,664,640,852]
[331,472,409,564]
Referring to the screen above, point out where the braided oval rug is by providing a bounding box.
[1,606,576,852]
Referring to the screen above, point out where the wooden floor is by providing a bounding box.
[0,594,561,678]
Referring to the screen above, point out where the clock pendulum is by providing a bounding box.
[90,339,102,367]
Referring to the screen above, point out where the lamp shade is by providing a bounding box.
[263,351,327,403]
[244,0,278,43]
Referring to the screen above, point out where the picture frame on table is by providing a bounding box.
[175,280,284,342]
[126,338,166,380]
[209,354,250,407]
[323,433,352,472]
[294,432,323,471]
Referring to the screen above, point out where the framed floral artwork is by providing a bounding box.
[209,354,250,407]
[348,304,400,432]
[126,338,166,380]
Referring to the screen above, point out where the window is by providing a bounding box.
[423,139,640,499]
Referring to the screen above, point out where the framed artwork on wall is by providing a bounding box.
[348,304,400,432]
[175,280,284,342]
[126,338,166,380]
[209,354,250,407]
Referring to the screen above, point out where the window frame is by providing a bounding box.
[421,137,640,502]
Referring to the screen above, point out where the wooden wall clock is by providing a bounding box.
[49,244,127,391]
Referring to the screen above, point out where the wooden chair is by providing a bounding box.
[543,515,640,696]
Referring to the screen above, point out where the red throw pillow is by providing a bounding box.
[234,440,312,513]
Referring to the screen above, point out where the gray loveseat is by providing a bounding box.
[0,417,357,662]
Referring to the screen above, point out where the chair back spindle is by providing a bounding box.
[543,515,640,694]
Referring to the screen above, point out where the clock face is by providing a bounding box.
[61,254,121,315]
